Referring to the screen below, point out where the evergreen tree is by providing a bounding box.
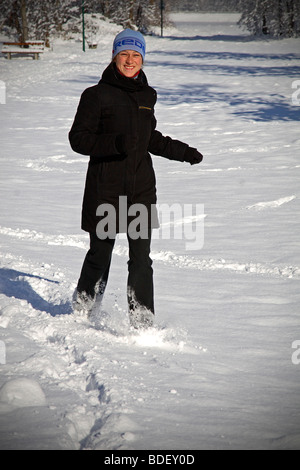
[238,0,300,38]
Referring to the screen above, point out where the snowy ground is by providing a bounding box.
[0,13,300,450]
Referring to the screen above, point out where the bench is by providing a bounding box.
[2,41,45,60]
[87,42,98,49]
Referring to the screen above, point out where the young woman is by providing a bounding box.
[69,29,203,329]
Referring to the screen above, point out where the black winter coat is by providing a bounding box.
[69,62,189,234]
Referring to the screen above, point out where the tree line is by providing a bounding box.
[0,0,167,42]
[0,0,299,42]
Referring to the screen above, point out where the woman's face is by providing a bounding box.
[115,50,143,78]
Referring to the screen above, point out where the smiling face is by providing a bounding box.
[114,50,143,78]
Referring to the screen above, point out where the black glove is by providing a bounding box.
[116,134,138,155]
[183,147,203,165]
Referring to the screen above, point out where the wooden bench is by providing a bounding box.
[2,41,45,60]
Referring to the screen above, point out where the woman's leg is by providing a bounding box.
[74,233,115,313]
[127,231,155,327]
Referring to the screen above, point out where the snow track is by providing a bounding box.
[246,195,296,211]
[1,225,299,280]
[0,252,203,449]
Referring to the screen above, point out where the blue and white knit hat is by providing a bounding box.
[112,29,146,61]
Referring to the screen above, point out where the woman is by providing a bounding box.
[69,29,203,329]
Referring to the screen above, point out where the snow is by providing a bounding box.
[0,12,300,450]
[0,377,46,409]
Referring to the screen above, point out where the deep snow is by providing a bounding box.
[0,12,300,450]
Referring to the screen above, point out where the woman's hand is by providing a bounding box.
[183,147,203,165]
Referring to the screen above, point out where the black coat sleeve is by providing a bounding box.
[69,86,120,158]
[148,115,188,162]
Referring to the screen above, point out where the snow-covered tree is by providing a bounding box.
[238,0,300,37]
[0,0,79,41]
[0,0,167,40]
[0,1,23,41]
[94,0,163,32]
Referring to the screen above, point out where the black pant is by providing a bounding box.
[77,232,154,314]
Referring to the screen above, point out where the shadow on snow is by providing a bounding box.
[0,268,72,317]
[146,47,300,122]
[154,83,300,122]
